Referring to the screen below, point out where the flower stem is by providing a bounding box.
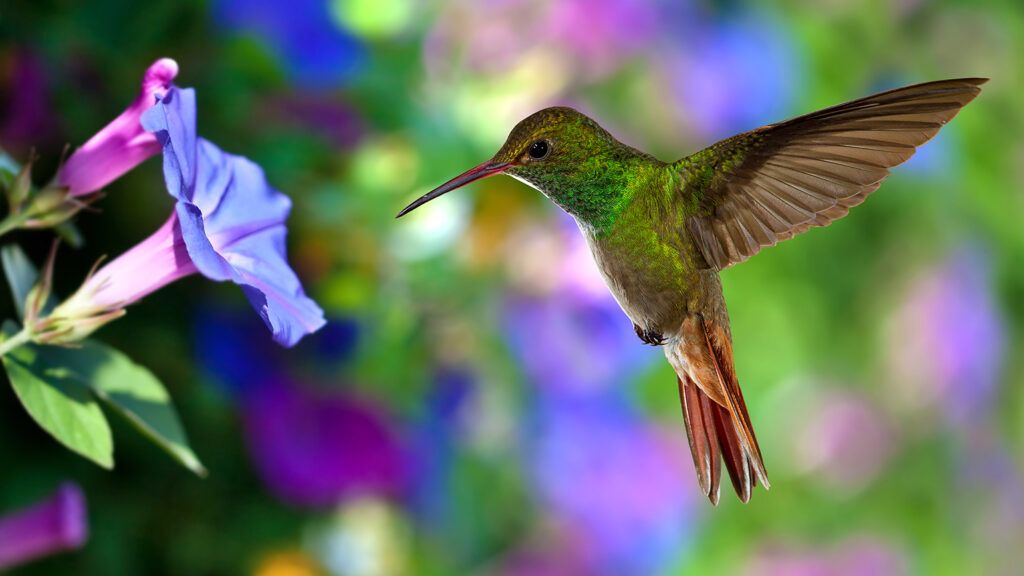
[0,325,32,357]
[0,212,30,238]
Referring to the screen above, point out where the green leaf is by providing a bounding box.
[1,244,39,318]
[49,341,207,476]
[2,336,115,469]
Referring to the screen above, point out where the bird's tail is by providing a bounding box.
[667,315,769,504]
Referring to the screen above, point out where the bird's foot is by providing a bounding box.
[633,324,666,346]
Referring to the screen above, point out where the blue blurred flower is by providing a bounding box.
[243,378,407,508]
[141,87,325,346]
[213,0,366,88]
[527,398,697,574]
[886,245,1005,426]
[668,15,800,140]
[194,306,280,395]
[0,483,87,571]
[195,307,359,396]
[405,366,474,526]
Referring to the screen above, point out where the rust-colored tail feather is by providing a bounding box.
[672,315,768,504]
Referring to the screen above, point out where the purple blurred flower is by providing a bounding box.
[242,378,407,508]
[52,85,324,346]
[262,94,364,149]
[213,0,365,88]
[669,15,799,140]
[529,398,697,574]
[58,58,178,197]
[503,219,656,397]
[0,483,87,571]
[745,536,909,576]
[793,389,895,493]
[885,246,1005,426]
[0,49,57,153]
[543,0,661,78]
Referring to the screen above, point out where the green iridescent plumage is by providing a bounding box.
[398,78,986,504]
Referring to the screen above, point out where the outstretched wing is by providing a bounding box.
[681,78,987,270]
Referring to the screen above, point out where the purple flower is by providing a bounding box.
[0,49,57,153]
[528,398,697,574]
[502,218,657,397]
[140,87,324,346]
[542,0,661,78]
[885,246,1005,426]
[242,378,407,508]
[51,85,324,347]
[0,483,88,571]
[58,58,178,197]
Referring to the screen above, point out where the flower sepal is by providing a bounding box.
[4,158,33,212]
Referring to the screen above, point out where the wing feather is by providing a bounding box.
[680,78,986,269]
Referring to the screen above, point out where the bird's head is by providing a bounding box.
[397,107,649,224]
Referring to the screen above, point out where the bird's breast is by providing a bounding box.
[581,220,703,336]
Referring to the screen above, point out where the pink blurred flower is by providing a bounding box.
[885,246,1005,426]
[57,58,178,196]
[0,483,88,571]
[793,389,895,493]
[746,536,908,576]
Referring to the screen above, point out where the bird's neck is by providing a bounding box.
[515,154,663,236]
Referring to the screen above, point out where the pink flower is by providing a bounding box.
[0,483,88,571]
[57,58,178,197]
[53,214,195,321]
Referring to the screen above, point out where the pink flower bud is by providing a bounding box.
[57,58,178,197]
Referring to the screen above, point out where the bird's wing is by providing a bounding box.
[679,78,986,270]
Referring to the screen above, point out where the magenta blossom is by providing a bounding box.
[50,85,324,347]
[242,379,407,508]
[0,483,88,571]
[57,58,178,197]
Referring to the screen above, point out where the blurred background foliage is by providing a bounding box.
[1,0,1023,574]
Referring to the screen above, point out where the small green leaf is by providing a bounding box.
[1,244,39,319]
[2,337,115,469]
[48,341,207,476]
[0,148,19,188]
[54,221,84,249]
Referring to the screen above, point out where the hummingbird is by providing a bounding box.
[397,78,986,504]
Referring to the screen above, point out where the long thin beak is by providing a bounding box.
[396,161,511,218]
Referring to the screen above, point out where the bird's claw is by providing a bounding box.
[633,324,665,346]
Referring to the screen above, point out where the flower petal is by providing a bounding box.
[144,89,325,346]
[140,87,197,201]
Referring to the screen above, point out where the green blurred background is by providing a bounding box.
[1,0,1023,574]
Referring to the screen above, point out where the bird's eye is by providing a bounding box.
[527,139,551,160]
